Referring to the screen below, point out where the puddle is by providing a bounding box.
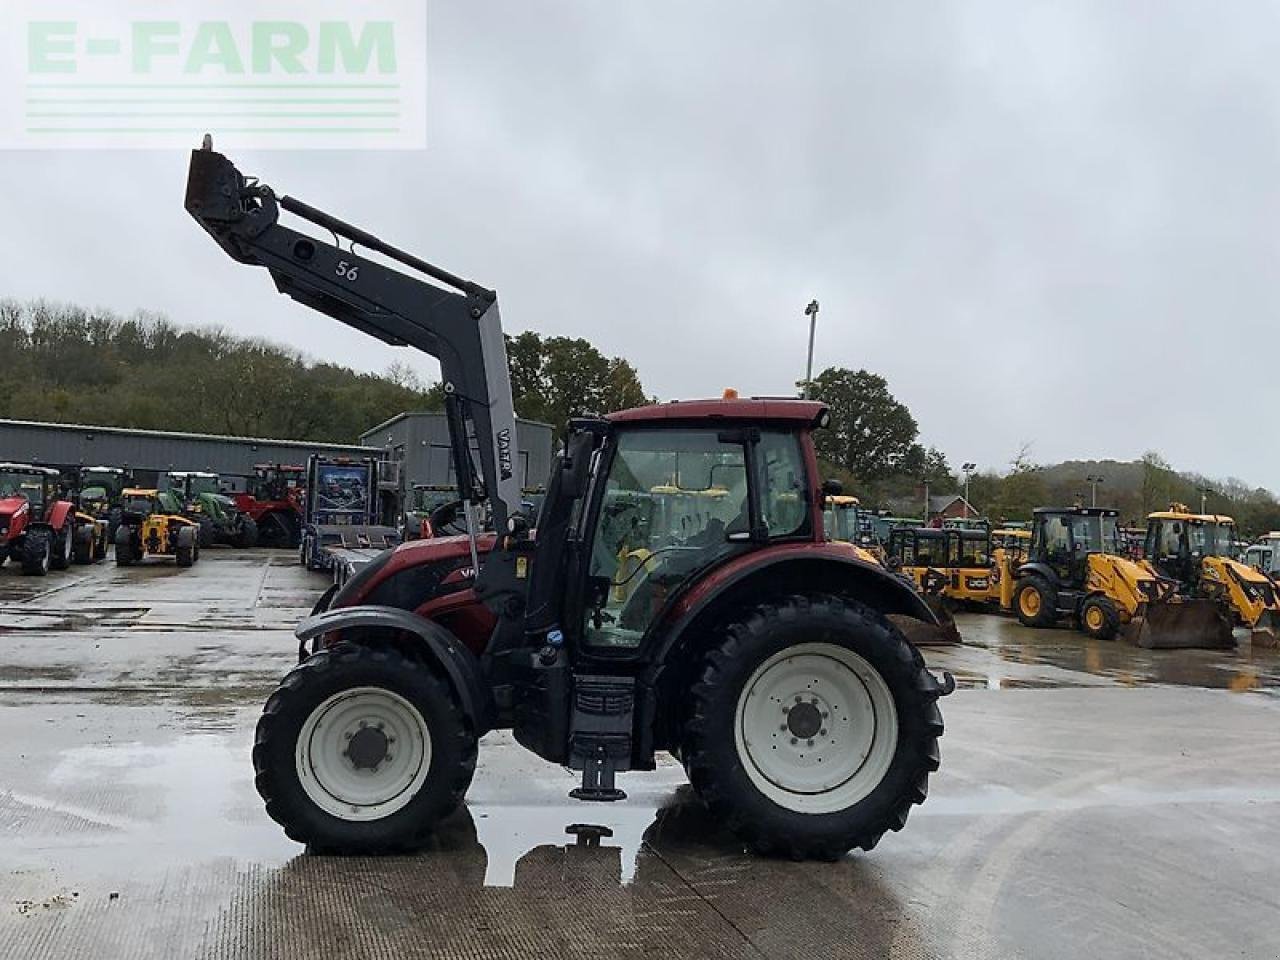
[942,613,1280,692]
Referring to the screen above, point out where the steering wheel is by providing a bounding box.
[428,500,470,537]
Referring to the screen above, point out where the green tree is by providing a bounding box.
[807,367,919,486]
[505,332,647,434]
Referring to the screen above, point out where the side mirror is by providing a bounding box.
[822,478,844,497]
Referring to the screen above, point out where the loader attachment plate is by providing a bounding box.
[1248,609,1280,649]
[1127,599,1234,650]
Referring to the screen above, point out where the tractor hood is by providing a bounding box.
[0,497,29,521]
[330,533,497,610]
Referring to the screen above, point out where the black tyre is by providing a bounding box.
[1080,594,1120,640]
[253,643,477,853]
[196,516,216,548]
[1014,575,1058,628]
[234,517,259,549]
[259,511,299,548]
[115,525,138,566]
[21,531,51,576]
[93,527,109,562]
[682,594,946,860]
[50,524,73,571]
[72,524,95,565]
[176,527,196,567]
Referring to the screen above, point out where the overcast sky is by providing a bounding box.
[3,2,1279,488]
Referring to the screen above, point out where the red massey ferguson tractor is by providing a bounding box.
[0,463,83,575]
[234,464,306,547]
[186,141,954,860]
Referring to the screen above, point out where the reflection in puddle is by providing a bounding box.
[936,613,1280,692]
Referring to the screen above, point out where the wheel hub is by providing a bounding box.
[785,699,824,739]
[345,725,390,770]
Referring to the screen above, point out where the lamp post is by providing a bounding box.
[1198,485,1213,514]
[803,300,819,399]
[1085,474,1104,508]
[961,462,976,518]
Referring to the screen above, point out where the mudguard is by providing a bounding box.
[44,501,75,530]
[294,604,493,734]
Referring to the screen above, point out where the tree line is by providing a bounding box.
[0,300,646,444]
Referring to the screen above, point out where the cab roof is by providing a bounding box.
[0,463,59,477]
[123,487,159,496]
[826,495,861,506]
[1033,506,1119,518]
[1147,511,1235,524]
[606,397,827,426]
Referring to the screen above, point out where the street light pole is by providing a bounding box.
[962,462,976,518]
[1198,485,1212,514]
[803,300,819,399]
[1086,474,1104,508]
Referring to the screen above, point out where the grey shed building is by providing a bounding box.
[0,418,379,491]
[361,412,555,491]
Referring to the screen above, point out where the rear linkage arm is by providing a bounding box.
[183,138,524,547]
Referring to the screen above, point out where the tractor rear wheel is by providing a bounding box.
[50,524,73,571]
[175,527,196,567]
[253,643,477,853]
[682,594,945,860]
[72,524,95,565]
[115,526,138,566]
[1014,576,1058,628]
[234,516,259,549]
[1080,595,1120,640]
[21,532,52,576]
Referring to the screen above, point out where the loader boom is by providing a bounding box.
[183,141,523,539]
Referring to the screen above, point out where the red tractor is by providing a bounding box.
[0,463,85,575]
[234,464,306,547]
[187,142,953,860]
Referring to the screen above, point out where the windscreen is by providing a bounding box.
[1069,514,1121,554]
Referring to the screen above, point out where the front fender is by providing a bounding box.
[295,604,492,734]
[46,501,75,530]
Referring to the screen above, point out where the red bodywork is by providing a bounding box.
[235,464,305,540]
[326,397,841,656]
[0,496,33,548]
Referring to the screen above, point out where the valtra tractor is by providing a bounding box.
[235,464,306,547]
[186,141,953,859]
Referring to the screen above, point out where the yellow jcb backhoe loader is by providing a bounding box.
[1145,507,1279,645]
[1010,507,1232,649]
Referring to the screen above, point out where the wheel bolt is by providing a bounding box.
[343,732,353,740]
[358,720,367,729]
[384,755,393,763]
[794,695,802,703]
[790,737,798,745]
[807,739,815,747]
[821,711,829,719]
[779,724,787,731]
[386,736,396,744]
[819,728,827,737]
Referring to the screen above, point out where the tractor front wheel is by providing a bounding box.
[253,643,477,853]
[1014,576,1058,628]
[1080,595,1120,640]
[682,594,945,860]
[234,516,259,549]
[21,532,52,576]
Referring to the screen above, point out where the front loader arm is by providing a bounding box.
[184,141,522,536]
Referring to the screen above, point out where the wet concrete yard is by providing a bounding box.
[1,553,1278,959]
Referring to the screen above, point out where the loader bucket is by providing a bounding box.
[1127,600,1234,650]
[1248,609,1280,649]
[888,599,962,647]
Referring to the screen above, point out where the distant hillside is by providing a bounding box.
[0,299,648,447]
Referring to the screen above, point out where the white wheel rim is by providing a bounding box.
[734,642,898,814]
[295,686,432,822]
[62,529,72,563]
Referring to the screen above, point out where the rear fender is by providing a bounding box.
[45,500,74,530]
[294,604,493,734]
[1016,561,1059,586]
[648,551,938,670]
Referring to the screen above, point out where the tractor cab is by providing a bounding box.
[822,494,861,544]
[0,463,55,514]
[886,526,997,606]
[1145,509,1236,583]
[1026,506,1123,587]
[248,464,305,503]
